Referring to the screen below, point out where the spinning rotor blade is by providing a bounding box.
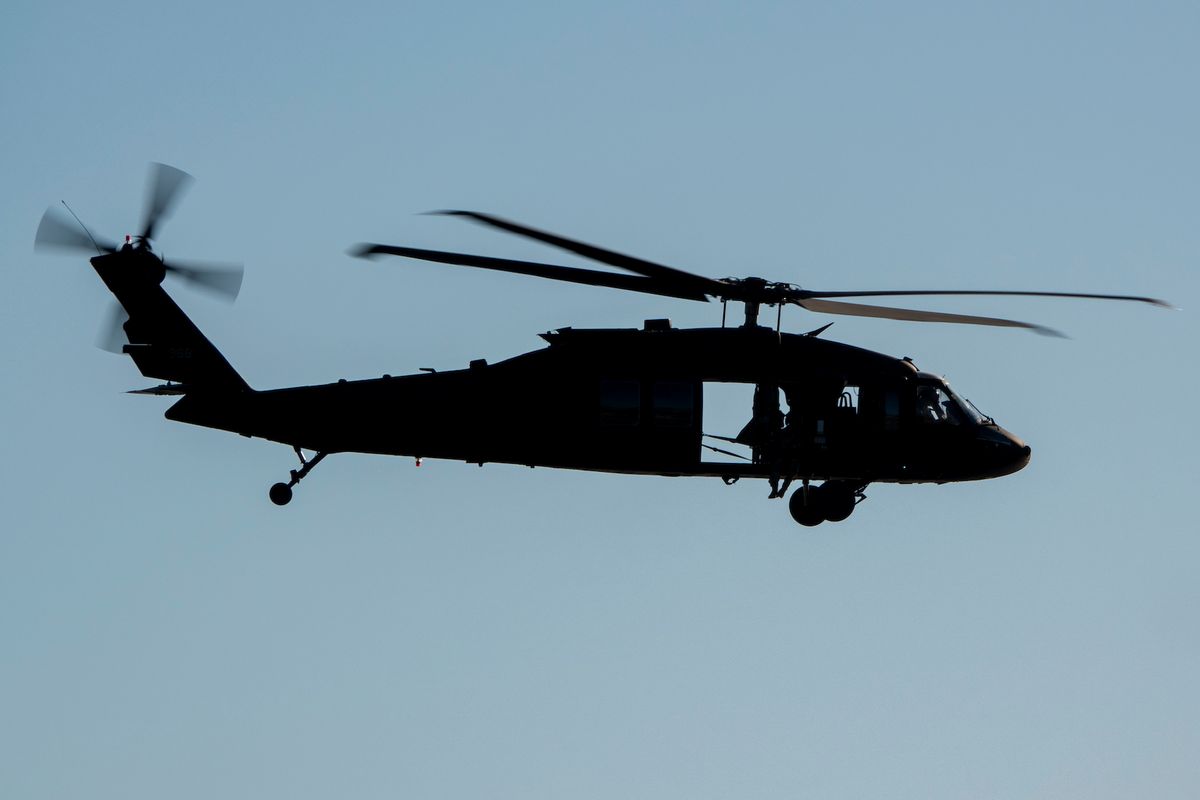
[140,163,194,242]
[35,206,117,254]
[792,287,1172,308]
[354,243,712,302]
[433,210,725,296]
[163,259,244,301]
[795,298,1065,337]
[96,301,130,353]
[363,210,1171,334]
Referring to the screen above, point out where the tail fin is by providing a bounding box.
[91,251,250,393]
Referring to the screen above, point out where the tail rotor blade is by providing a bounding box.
[163,259,244,301]
[35,206,117,254]
[96,301,130,353]
[141,163,194,242]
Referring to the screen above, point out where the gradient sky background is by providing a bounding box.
[3,1,1198,798]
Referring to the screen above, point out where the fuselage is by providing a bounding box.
[166,322,1031,485]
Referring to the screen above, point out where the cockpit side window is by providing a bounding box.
[839,385,859,413]
[916,383,965,425]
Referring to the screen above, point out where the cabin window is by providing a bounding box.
[653,381,695,428]
[599,379,640,426]
[883,389,900,432]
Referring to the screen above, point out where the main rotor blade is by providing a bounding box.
[432,210,725,294]
[796,297,1065,337]
[35,206,117,254]
[354,243,712,302]
[793,288,1172,308]
[163,259,244,301]
[141,163,194,242]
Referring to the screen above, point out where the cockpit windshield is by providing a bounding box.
[916,379,986,426]
[957,392,993,425]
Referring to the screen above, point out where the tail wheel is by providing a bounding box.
[269,482,293,506]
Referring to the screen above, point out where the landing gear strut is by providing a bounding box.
[269,446,327,506]
[788,481,865,526]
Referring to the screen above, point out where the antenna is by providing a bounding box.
[60,200,103,255]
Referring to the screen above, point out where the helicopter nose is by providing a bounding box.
[973,426,1031,477]
[1013,442,1032,471]
[999,432,1031,475]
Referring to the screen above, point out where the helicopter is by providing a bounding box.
[36,164,1170,526]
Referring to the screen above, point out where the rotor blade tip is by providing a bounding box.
[349,244,385,259]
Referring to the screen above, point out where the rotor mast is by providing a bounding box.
[736,277,767,327]
[719,276,790,328]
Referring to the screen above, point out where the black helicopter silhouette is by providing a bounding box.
[37,164,1169,526]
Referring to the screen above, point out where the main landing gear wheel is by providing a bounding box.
[821,482,857,523]
[268,447,327,506]
[788,486,825,527]
[788,481,865,527]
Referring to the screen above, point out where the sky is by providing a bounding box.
[2,1,1198,798]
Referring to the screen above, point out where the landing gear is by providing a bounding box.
[788,484,825,527]
[269,446,327,506]
[820,482,857,522]
[788,481,865,526]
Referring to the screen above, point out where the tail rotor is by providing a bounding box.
[35,163,245,350]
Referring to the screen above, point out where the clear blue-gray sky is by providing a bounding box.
[3,1,1197,797]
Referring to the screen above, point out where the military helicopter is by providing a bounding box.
[36,164,1169,526]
